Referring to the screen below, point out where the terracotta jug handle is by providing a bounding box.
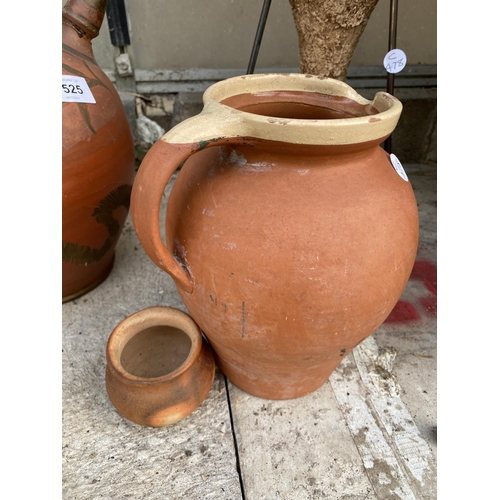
[130,108,246,294]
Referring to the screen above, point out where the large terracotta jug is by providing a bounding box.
[131,74,419,400]
[62,0,135,303]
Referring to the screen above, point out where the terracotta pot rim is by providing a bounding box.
[162,73,402,147]
[106,306,202,385]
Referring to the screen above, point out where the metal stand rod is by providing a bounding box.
[106,0,137,141]
[384,0,398,153]
[106,0,131,46]
[386,0,398,95]
[247,0,272,75]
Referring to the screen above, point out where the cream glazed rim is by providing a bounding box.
[162,73,403,147]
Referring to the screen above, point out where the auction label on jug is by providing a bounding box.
[62,75,96,103]
[390,154,408,181]
[383,48,407,74]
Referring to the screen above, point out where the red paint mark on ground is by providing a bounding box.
[411,260,437,295]
[384,260,437,324]
[384,300,420,323]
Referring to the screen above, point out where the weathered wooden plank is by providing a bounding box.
[330,352,418,500]
[228,380,377,500]
[354,337,436,495]
[62,178,243,500]
[329,336,437,500]
[62,366,241,499]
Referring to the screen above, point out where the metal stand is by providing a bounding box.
[106,0,137,141]
[384,0,399,154]
[247,0,399,154]
[247,0,273,75]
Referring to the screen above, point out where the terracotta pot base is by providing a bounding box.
[62,254,115,304]
[214,353,333,400]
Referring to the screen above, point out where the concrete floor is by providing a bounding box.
[62,161,436,499]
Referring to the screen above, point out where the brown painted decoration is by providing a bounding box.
[62,0,135,302]
[130,74,419,400]
[105,307,215,427]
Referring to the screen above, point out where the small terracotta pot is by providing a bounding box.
[105,306,215,427]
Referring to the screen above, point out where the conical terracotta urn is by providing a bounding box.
[130,74,419,400]
[62,0,135,303]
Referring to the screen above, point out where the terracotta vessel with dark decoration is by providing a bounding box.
[62,0,135,302]
[131,74,419,400]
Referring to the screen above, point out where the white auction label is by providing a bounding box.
[390,153,408,181]
[62,75,96,103]
[383,48,407,74]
